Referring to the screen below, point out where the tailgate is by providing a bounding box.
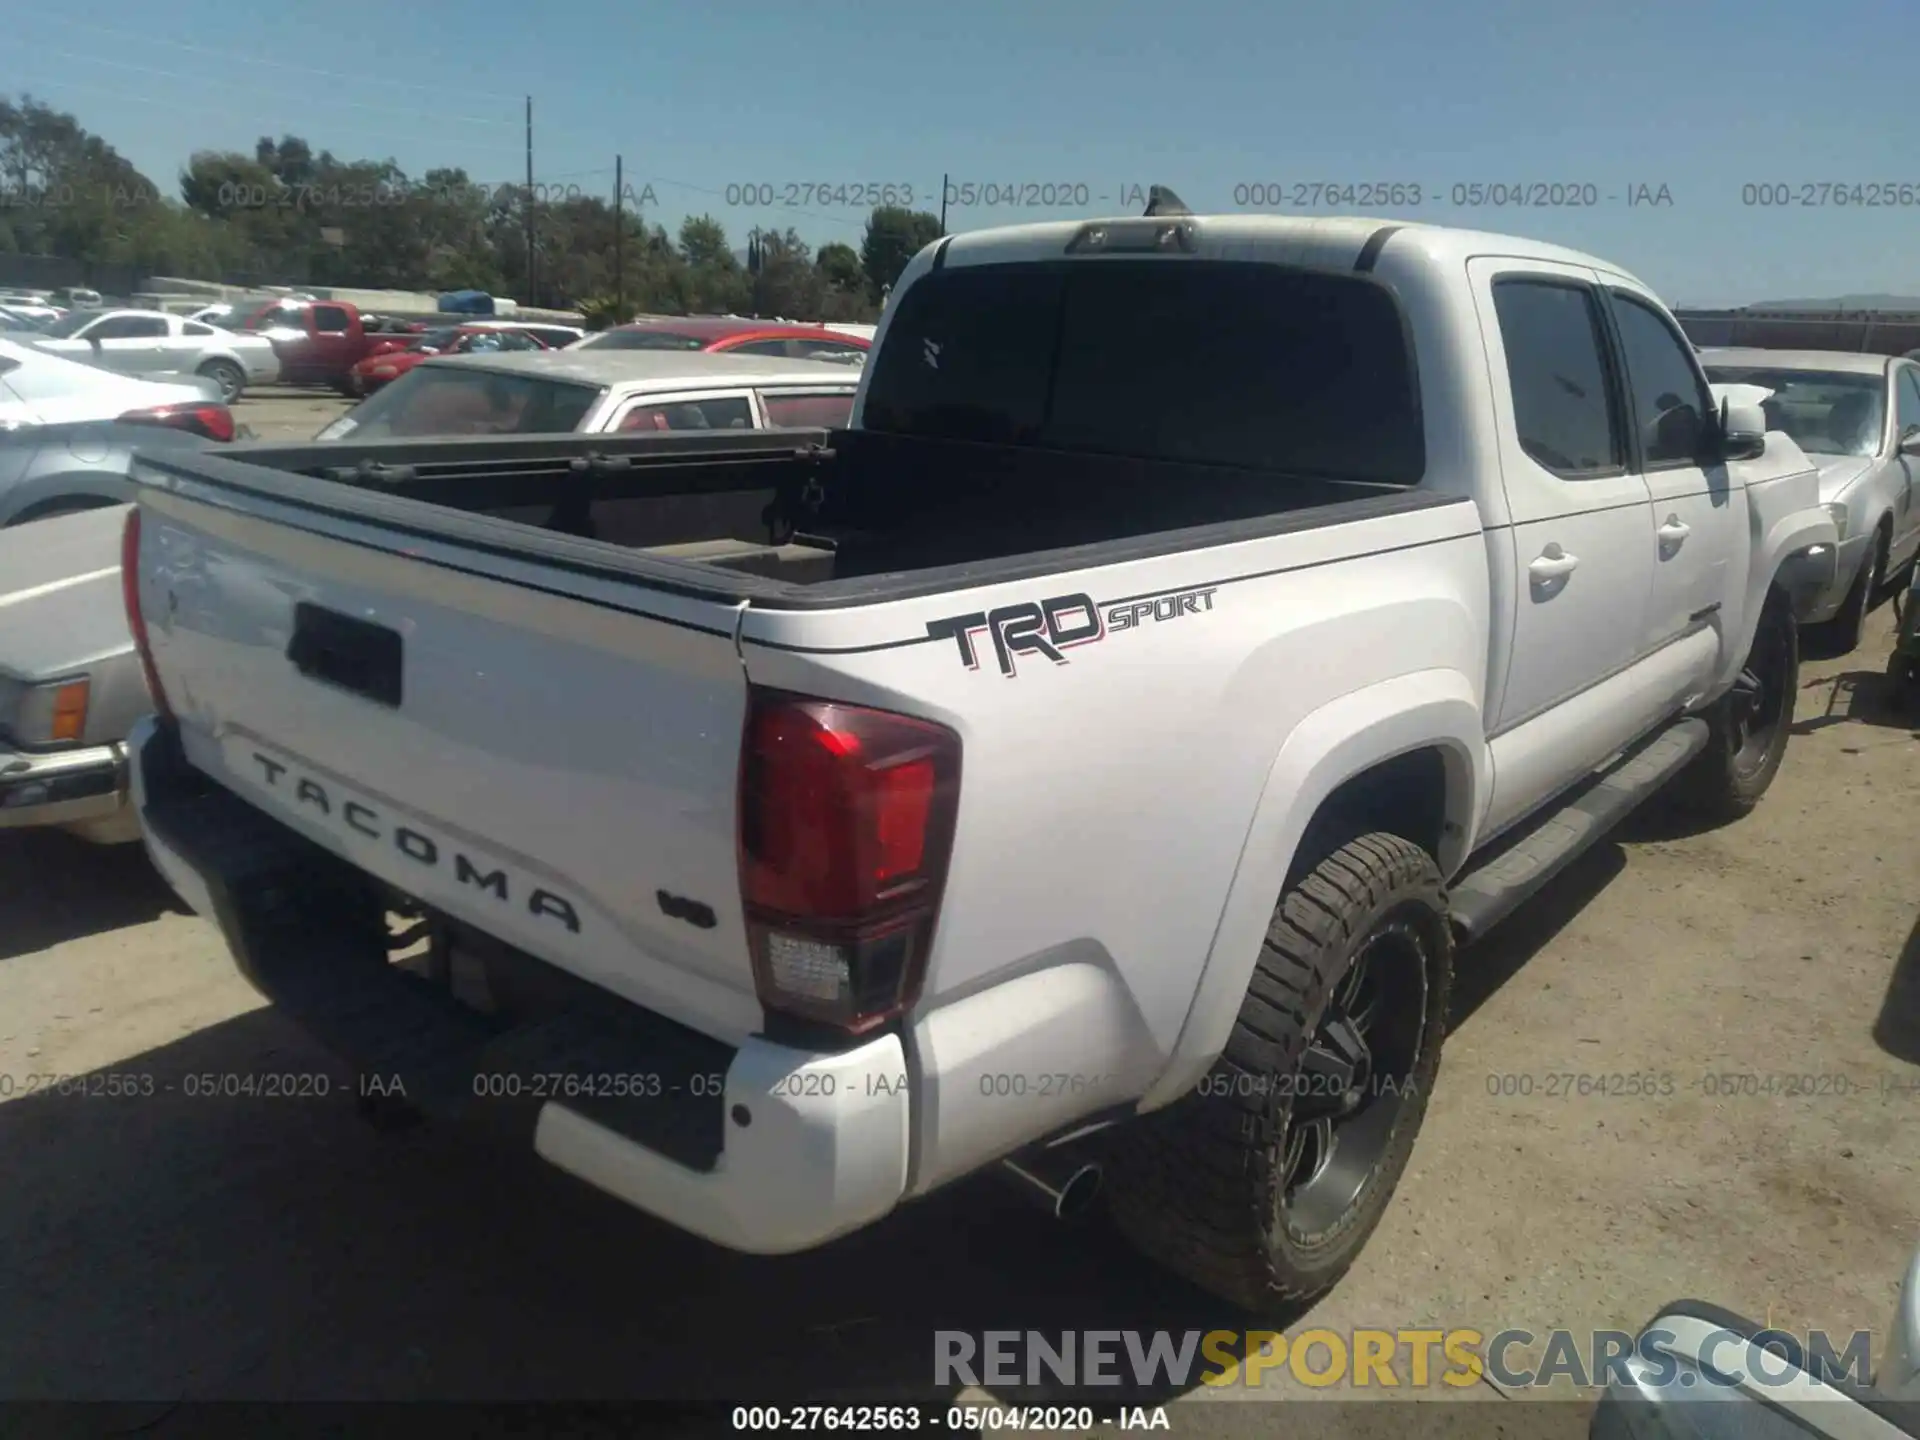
[132,479,764,1044]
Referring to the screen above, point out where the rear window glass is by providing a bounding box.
[319,366,601,439]
[861,260,1423,484]
[762,391,856,428]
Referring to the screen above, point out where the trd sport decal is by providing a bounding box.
[925,585,1219,677]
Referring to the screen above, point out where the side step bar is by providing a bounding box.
[1450,716,1709,943]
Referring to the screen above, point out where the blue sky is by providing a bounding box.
[8,0,1915,306]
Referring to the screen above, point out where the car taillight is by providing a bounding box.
[118,403,235,442]
[738,690,961,1035]
[120,508,173,720]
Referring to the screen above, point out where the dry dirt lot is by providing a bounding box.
[2,548,1917,1434]
[233,385,355,441]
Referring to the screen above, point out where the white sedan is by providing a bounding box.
[27,308,279,403]
[315,348,863,441]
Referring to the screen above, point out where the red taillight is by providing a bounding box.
[739,690,961,1034]
[120,508,172,720]
[118,403,235,443]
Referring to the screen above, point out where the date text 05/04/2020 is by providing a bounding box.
[729,1404,1170,1431]
[1231,181,1674,208]
[720,182,1156,209]
[767,1072,1123,1101]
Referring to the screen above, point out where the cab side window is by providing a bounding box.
[1490,279,1623,478]
[1607,292,1716,469]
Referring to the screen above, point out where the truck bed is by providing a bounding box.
[129,426,1444,606]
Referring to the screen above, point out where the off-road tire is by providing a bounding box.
[1106,832,1452,1311]
[1678,589,1798,822]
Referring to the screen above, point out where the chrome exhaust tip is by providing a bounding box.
[999,1155,1104,1221]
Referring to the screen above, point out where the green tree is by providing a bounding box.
[859,206,942,300]
[815,241,862,292]
[1,93,884,317]
[677,214,732,271]
[0,96,169,271]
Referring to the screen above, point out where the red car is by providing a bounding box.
[347,325,551,395]
[574,317,869,363]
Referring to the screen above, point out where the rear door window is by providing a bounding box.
[613,394,755,431]
[861,259,1423,484]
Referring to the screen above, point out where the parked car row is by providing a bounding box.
[23,307,278,403]
[346,321,587,395]
[573,316,870,363]
[316,348,860,441]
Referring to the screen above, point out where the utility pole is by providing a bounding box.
[613,154,624,318]
[523,96,535,307]
[939,171,949,234]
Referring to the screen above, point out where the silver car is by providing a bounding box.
[1702,348,1920,652]
[0,505,147,843]
[27,307,279,403]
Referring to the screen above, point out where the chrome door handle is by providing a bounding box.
[1529,545,1580,582]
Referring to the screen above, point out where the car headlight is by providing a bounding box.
[1824,502,1851,543]
[11,678,90,746]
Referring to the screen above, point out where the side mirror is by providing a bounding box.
[1899,425,1920,458]
[1718,398,1767,462]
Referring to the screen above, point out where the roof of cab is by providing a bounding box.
[419,348,864,387]
[924,214,1655,293]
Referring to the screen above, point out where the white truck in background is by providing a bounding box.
[118,210,1836,1310]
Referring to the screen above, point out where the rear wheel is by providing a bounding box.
[1106,832,1452,1310]
[1679,590,1798,821]
[197,358,246,404]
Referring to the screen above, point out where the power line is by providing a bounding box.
[31,46,518,128]
[16,73,527,155]
[25,15,519,100]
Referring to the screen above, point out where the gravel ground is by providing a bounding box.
[233,385,355,441]
[1,509,1916,1435]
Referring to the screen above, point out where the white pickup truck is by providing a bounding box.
[119,212,1838,1310]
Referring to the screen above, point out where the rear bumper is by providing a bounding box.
[0,737,133,841]
[1777,539,1845,623]
[127,715,911,1254]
